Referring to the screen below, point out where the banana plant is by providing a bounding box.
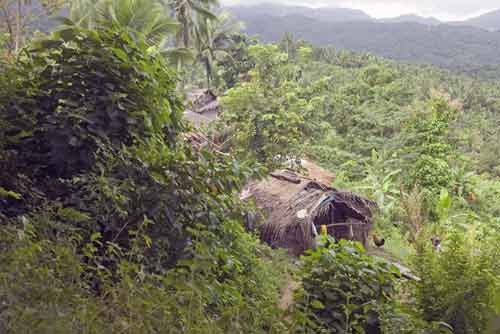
[356,149,401,220]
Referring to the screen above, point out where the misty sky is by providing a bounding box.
[221,0,499,21]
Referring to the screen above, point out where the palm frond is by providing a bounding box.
[191,3,217,20]
[70,0,178,48]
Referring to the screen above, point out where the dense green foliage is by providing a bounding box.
[413,231,500,334]
[214,33,500,333]
[295,238,398,334]
[220,44,310,166]
[0,26,191,268]
[216,33,258,90]
[0,27,292,333]
[1,2,500,333]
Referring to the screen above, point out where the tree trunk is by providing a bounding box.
[175,6,189,90]
[182,12,189,49]
[206,58,211,90]
[15,0,21,52]
[175,18,184,90]
[176,55,184,90]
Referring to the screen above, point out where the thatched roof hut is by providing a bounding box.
[184,89,219,127]
[242,168,377,256]
[187,89,217,110]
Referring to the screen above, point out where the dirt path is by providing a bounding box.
[278,278,300,312]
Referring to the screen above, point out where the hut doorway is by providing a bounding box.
[311,197,369,247]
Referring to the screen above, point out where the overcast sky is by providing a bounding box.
[221,0,499,21]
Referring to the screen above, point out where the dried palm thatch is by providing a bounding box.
[187,89,217,111]
[183,89,219,128]
[243,169,377,255]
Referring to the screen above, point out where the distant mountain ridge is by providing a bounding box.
[461,9,500,31]
[228,4,500,71]
[228,3,372,23]
[228,3,500,30]
[380,14,441,26]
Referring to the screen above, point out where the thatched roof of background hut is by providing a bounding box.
[187,89,217,109]
[184,89,219,128]
[242,167,377,256]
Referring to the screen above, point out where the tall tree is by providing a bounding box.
[216,32,257,89]
[170,0,218,49]
[169,0,218,76]
[280,32,296,59]
[194,11,241,90]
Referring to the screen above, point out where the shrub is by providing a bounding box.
[0,25,260,271]
[413,229,500,334]
[295,238,399,334]
[0,217,290,334]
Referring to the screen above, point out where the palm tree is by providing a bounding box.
[15,0,22,51]
[169,0,218,74]
[195,11,242,90]
[169,0,218,48]
[280,32,296,58]
[69,0,178,49]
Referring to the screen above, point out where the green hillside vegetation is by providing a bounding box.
[216,37,500,333]
[1,1,499,333]
[229,6,500,79]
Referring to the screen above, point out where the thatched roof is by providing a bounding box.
[187,89,217,108]
[184,89,220,127]
[242,168,376,256]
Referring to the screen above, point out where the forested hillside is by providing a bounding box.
[228,4,500,79]
[1,1,499,334]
